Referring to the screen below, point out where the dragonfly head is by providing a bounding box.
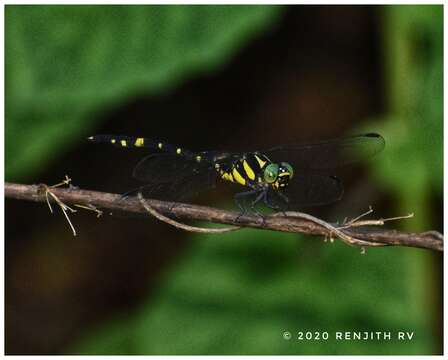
[263,162,294,189]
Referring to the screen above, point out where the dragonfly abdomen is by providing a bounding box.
[88,134,195,158]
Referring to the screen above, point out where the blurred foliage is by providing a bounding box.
[362,5,442,229]
[5,5,281,181]
[69,5,441,355]
[71,230,434,355]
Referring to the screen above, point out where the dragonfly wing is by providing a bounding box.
[264,133,385,170]
[134,153,194,183]
[267,174,343,209]
[132,153,217,201]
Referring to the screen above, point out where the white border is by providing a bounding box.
[1,1,444,358]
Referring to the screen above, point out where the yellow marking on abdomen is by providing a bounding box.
[242,160,256,180]
[111,139,116,144]
[120,139,127,147]
[134,138,144,147]
[158,143,163,149]
[254,154,267,168]
[176,148,182,155]
[232,168,246,186]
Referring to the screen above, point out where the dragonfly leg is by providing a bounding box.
[250,191,266,213]
[264,191,289,216]
[250,190,267,226]
[120,188,137,200]
[276,191,290,216]
[234,190,258,222]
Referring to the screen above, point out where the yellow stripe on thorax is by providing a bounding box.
[254,154,267,168]
[242,160,256,180]
[221,171,234,182]
[232,167,246,186]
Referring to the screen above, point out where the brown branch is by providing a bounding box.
[5,182,443,252]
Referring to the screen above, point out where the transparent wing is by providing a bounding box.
[133,153,197,183]
[264,133,385,170]
[132,153,217,201]
[267,174,343,209]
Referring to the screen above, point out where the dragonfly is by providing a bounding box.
[88,133,385,214]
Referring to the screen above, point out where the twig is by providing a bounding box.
[273,211,386,248]
[39,180,78,236]
[339,206,374,227]
[137,192,240,234]
[337,206,414,229]
[74,204,103,218]
[4,182,443,252]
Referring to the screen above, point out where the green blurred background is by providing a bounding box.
[5,5,442,355]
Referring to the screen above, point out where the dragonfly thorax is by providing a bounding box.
[215,152,295,191]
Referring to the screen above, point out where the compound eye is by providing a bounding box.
[281,162,294,179]
[264,164,279,184]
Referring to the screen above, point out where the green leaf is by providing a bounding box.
[5,5,282,180]
[70,230,433,355]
